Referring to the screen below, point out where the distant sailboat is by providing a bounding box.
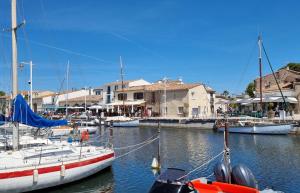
[218,35,293,134]
[109,56,140,127]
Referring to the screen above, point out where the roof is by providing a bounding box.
[204,85,215,93]
[145,83,201,91]
[0,95,10,100]
[105,80,134,86]
[259,82,294,93]
[59,95,102,103]
[115,85,146,92]
[115,83,201,92]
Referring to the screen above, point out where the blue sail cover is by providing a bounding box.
[12,94,68,128]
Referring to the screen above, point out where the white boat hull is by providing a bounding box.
[78,126,97,134]
[0,152,114,193]
[218,124,293,134]
[112,119,139,127]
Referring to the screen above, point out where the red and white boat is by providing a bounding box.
[0,140,114,193]
[0,0,115,188]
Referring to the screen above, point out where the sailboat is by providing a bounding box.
[217,36,293,134]
[109,56,140,127]
[0,1,114,192]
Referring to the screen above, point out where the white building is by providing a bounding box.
[102,79,150,105]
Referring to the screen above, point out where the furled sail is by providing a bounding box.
[11,94,68,128]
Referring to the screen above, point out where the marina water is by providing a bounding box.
[34,127,300,193]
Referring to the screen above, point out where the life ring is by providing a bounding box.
[81,130,90,141]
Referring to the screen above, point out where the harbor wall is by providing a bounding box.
[139,118,215,129]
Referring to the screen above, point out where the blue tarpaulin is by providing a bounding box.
[12,94,68,128]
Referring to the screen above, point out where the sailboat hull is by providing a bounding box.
[0,152,114,193]
[218,124,293,134]
[112,119,139,127]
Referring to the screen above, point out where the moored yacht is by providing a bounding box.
[0,1,115,192]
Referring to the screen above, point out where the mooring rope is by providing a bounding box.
[115,137,159,159]
[113,134,158,150]
[177,150,225,180]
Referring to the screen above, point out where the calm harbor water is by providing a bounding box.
[36,127,300,193]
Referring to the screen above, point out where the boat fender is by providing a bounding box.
[214,161,231,183]
[60,165,66,177]
[81,130,89,141]
[231,164,258,189]
[33,169,38,183]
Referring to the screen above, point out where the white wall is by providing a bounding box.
[42,89,91,106]
[129,79,150,87]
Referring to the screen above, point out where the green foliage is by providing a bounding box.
[282,63,300,72]
[246,82,255,97]
[0,91,5,96]
[222,90,229,97]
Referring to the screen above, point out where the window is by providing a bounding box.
[151,92,155,103]
[118,93,127,100]
[114,85,118,90]
[178,106,184,114]
[95,91,101,95]
[107,86,111,94]
[134,92,144,100]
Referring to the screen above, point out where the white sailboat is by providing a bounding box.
[218,36,293,134]
[0,1,115,192]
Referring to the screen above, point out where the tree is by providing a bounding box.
[222,90,229,97]
[246,82,255,97]
[0,91,5,96]
[281,63,300,72]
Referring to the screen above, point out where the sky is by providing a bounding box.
[1,0,300,95]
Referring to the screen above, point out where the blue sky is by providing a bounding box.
[1,0,300,95]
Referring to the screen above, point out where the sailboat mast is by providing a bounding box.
[11,0,18,98]
[11,0,19,151]
[66,61,70,118]
[258,35,263,112]
[120,56,125,115]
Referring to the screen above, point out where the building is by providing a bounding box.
[113,80,215,118]
[38,88,100,112]
[254,66,300,114]
[102,79,150,105]
[58,95,102,107]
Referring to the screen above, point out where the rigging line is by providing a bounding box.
[38,0,64,85]
[261,42,290,118]
[115,137,159,159]
[114,134,158,150]
[234,39,257,92]
[109,31,167,61]
[0,33,11,93]
[177,150,225,180]
[0,33,116,65]
[0,33,9,91]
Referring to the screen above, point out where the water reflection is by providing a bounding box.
[34,127,300,193]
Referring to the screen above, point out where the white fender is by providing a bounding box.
[60,164,65,177]
[33,169,38,183]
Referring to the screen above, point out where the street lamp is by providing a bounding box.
[20,61,34,109]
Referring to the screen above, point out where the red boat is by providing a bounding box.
[191,179,259,193]
[148,167,259,193]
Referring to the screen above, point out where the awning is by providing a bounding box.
[273,97,298,103]
[231,96,298,104]
[107,100,146,106]
[88,105,104,109]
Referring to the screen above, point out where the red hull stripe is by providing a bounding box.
[0,153,114,179]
